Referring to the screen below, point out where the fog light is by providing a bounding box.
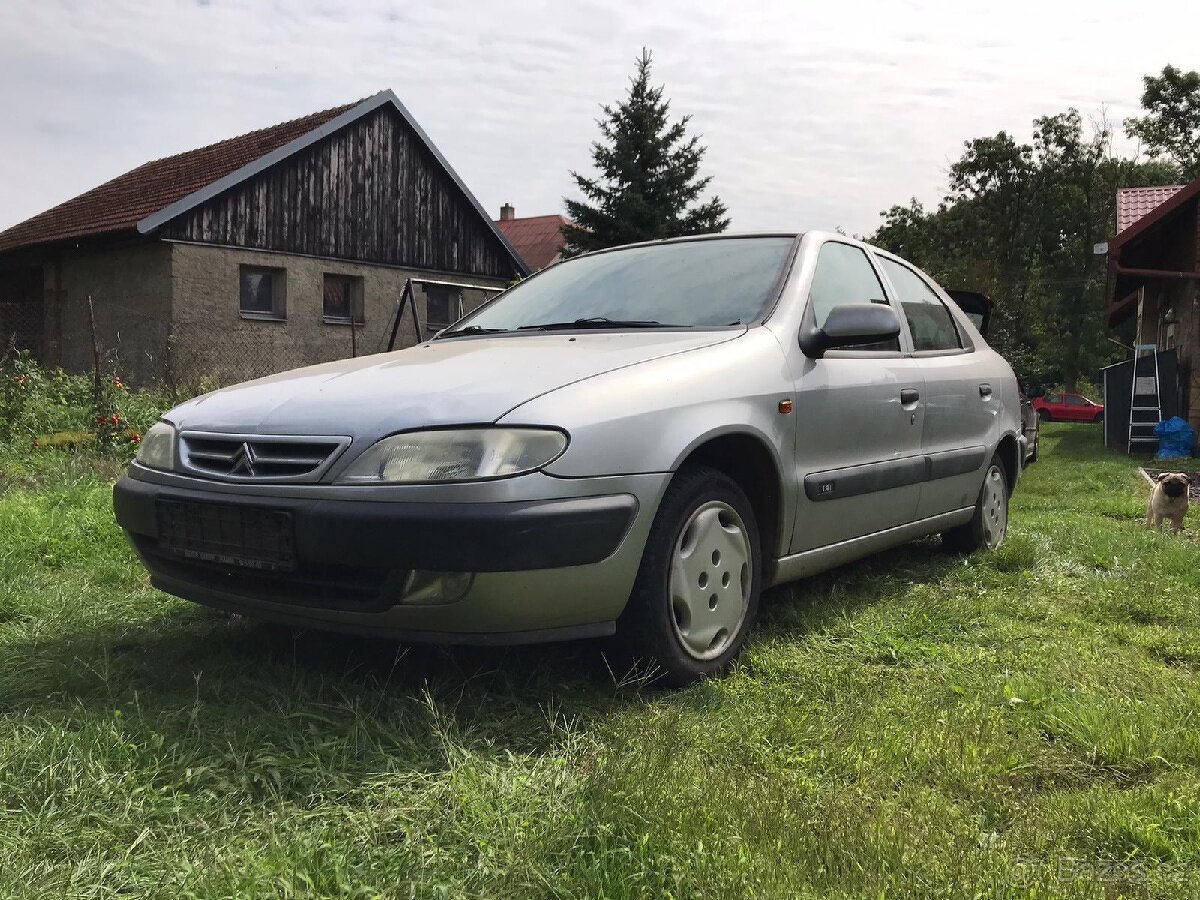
[398,570,474,605]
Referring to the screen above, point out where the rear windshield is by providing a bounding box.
[443,237,795,334]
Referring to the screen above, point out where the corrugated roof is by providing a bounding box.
[0,102,359,254]
[1116,185,1185,234]
[495,214,570,271]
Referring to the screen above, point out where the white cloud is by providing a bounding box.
[0,0,1194,237]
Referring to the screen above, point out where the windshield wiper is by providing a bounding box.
[517,317,670,331]
[439,325,510,338]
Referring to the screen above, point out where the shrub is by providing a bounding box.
[1,351,176,460]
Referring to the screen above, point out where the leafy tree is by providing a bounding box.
[873,110,1179,390]
[561,50,729,255]
[1125,65,1200,179]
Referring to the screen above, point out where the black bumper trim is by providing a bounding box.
[113,476,638,573]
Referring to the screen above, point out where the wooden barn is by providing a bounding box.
[0,90,528,384]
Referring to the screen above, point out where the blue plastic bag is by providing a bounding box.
[1155,416,1195,460]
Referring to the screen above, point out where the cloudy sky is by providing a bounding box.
[0,0,1195,237]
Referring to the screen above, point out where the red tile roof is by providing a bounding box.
[1116,185,1185,234]
[0,101,359,254]
[495,214,570,271]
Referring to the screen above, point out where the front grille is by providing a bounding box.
[179,432,348,481]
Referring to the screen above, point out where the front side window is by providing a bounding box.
[876,257,961,352]
[443,237,795,335]
[808,241,898,351]
[1065,395,1088,407]
[323,274,363,324]
[239,266,286,320]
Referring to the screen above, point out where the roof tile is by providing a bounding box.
[1116,186,1186,234]
[0,101,359,254]
[495,215,570,271]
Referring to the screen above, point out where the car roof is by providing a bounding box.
[573,229,923,259]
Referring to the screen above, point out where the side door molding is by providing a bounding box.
[804,445,987,503]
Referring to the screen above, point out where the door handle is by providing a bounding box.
[900,388,920,405]
[979,383,993,399]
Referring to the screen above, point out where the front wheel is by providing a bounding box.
[615,466,762,687]
[942,454,1009,553]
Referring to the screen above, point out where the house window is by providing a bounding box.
[425,286,462,333]
[322,274,364,324]
[239,266,286,320]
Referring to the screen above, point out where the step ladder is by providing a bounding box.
[1127,343,1162,452]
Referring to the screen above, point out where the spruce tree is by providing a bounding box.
[561,49,729,255]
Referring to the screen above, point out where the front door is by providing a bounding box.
[788,241,925,552]
[1064,394,1091,421]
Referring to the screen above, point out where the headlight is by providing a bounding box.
[136,421,176,471]
[337,428,568,484]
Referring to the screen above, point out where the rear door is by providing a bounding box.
[874,254,995,519]
[788,240,926,551]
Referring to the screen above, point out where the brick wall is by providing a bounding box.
[168,243,503,384]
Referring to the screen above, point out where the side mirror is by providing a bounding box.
[800,304,901,359]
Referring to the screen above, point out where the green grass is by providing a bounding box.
[2,424,1199,898]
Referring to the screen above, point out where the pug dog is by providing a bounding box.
[1147,472,1191,533]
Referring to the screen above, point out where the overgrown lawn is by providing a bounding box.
[2,424,1198,898]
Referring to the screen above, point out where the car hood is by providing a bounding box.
[166,330,743,441]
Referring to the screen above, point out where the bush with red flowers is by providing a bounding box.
[2,350,175,463]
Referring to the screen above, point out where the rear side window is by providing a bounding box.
[877,257,961,352]
[808,242,898,351]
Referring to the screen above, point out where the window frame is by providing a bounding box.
[321,273,365,326]
[870,251,975,357]
[801,238,911,358]
[424,285,464,333]
[238,265,287,322]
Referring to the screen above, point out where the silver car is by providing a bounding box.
[114,232,1024,685]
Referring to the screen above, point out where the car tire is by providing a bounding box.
[1037,409,1052,422]
[1027,433,1039,464]
[942,453,1009,554]
[615,465,762,687]
[1093,411,1104,423]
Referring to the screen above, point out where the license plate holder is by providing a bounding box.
[157,499,296,572]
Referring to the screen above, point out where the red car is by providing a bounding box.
[1032,391,1104,422]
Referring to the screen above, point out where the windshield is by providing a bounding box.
[442,236,795,335]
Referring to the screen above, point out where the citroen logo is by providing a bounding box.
[229,442,258,477]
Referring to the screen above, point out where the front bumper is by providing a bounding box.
[114,467,669,643]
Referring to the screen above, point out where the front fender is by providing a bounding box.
[499,329,793,478]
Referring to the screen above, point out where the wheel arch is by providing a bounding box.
[995,431,1020,493]
[672,429,786,584]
